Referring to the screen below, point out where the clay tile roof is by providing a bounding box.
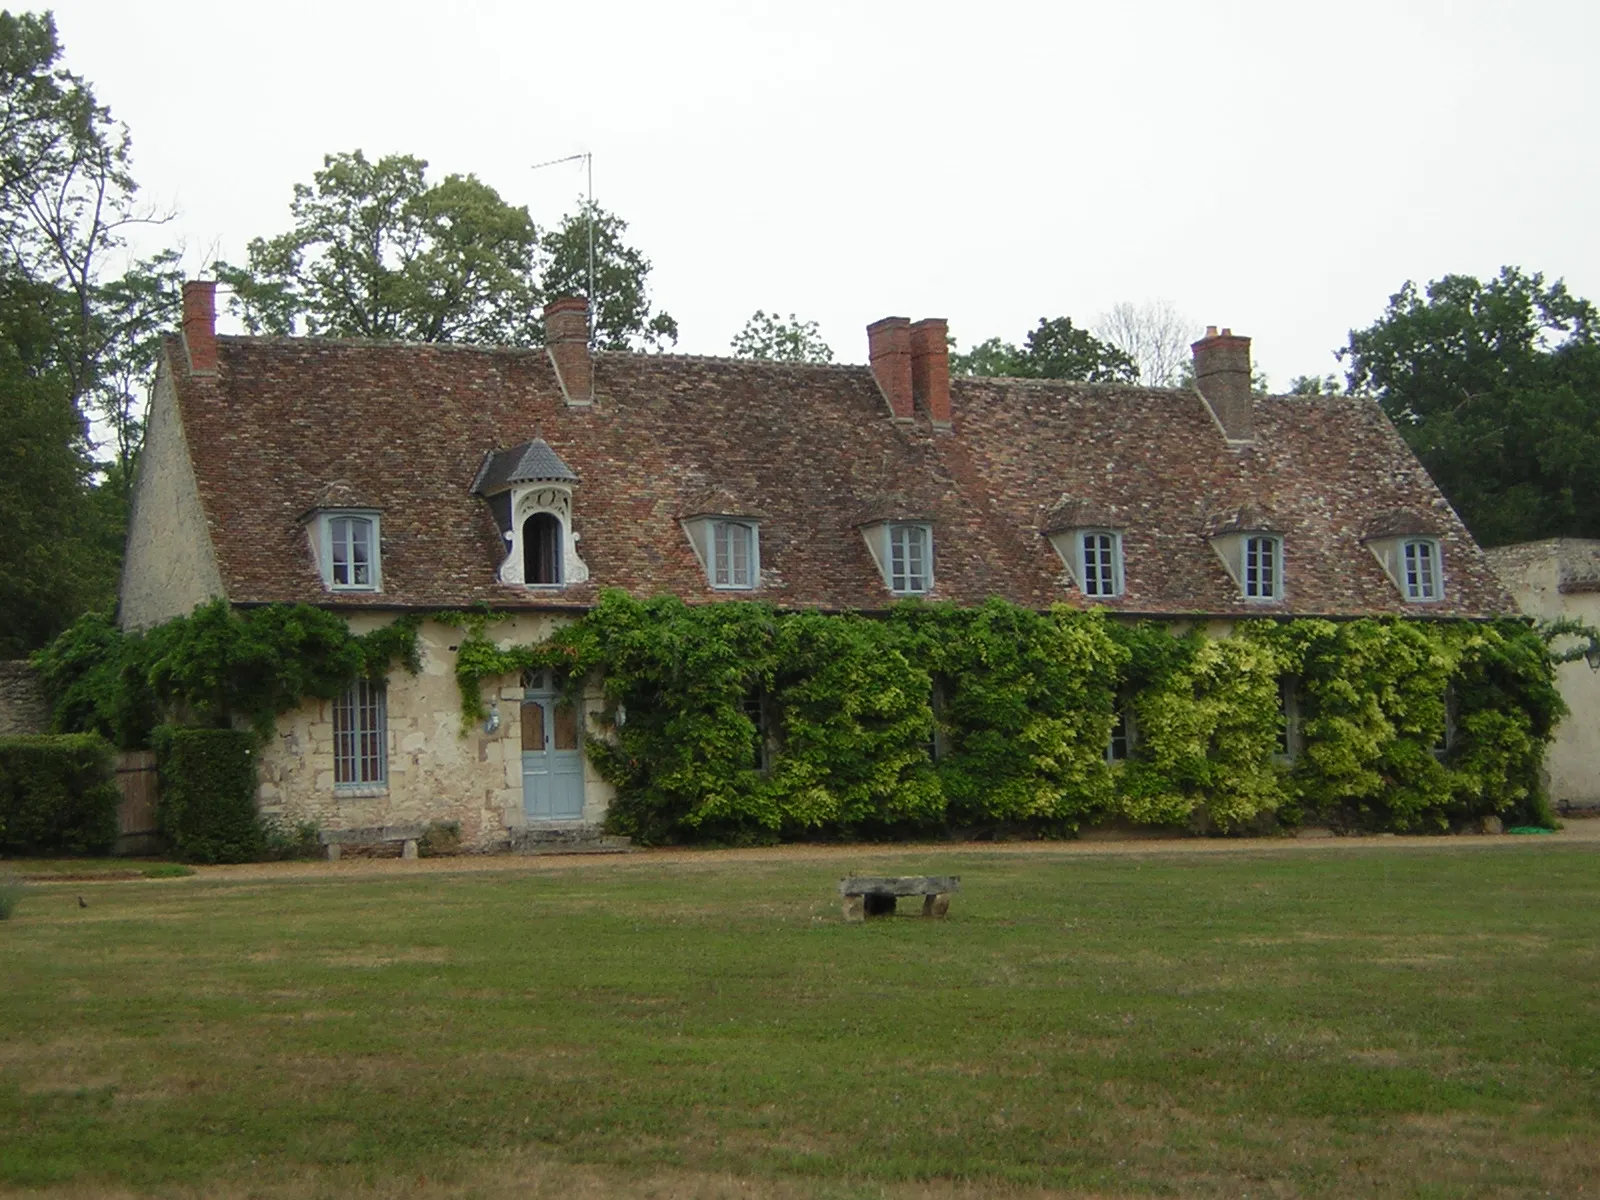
[1204,501,1279,537]
[471,438,578,493]
[1362,507,1447,540]
[1041,496,1120,533]
[677,485,766,521]
[161,334,1519,618]
[300,479,375,518]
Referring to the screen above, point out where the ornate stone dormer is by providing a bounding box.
[470,439,589,587]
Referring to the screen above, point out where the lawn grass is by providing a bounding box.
[2,843,1597,1198]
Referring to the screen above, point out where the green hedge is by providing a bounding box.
[153,726,261,863]
[0,734,119,855]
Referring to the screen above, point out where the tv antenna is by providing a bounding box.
[531,152,595,344]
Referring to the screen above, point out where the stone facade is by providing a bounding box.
[0,661,49,735]
[1485,539,1600,812]
[257,616,615,848]
[120,359,225,631]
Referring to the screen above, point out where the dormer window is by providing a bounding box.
[858,518,934,596]
[1079,532,1122,598]
[1209,525,1283,602]
[682,515,761,590]
[1402,538,1442,601]
[889,522,932,594]
[1042,500,1124,601]
[1243,535,1280,600]
[314,511,382,592]
[471,439,589,590]
[713,521,757,589]
[524,512,563,585]
[1363,514,1446,603]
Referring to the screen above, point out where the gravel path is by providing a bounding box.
[183,816,1600,884]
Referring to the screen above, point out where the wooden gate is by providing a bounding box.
[115,751,161,855]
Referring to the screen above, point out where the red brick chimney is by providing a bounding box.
[909,318,952,429]
[181,280,218,376]
[867,317,913,421]
[544,296,592,404]
[1191,326,1253,443]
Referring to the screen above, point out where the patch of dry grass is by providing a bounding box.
[2,845,1598,1198]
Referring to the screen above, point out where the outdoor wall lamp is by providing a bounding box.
[483,701,501,734]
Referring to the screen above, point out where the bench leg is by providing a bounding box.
[922,893,950,918]
[402,839,419,860]
[842,895,865,922]
[325,843,341,862]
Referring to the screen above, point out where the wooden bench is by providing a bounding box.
[320,825,427,861]
[838,875,960,921]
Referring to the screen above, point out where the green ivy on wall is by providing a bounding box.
[34,592,1567,842]
[33,600,422,747]
[448,593,1565,842]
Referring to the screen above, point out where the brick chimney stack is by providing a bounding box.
[181,280,218,376]
[544,297,593,404]
[909,318,952,429]
[1191,326,1253,443]
[867,317,913,421]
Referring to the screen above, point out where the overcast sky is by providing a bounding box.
[45,0,1600,387]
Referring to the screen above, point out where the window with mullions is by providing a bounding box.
[323,514,380,590]
[1402,538,1442,601]
[743,689,772,774]
[1106,710,1135,763]
[1079,531,1123,598]
[1243,535,1281,600]
[1275,676,1302,760]
[712,521,757,589]
[889,523,931,594]
[334,678,387,786]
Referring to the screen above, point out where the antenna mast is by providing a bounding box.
[530,151,596,344]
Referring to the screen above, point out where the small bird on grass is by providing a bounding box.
[77,895,87,908]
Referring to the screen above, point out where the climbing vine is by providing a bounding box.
[33,600,422,747]
[35,592,1566,841]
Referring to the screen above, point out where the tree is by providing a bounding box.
[0,273,114,656]
[1095,300,1199,387]
[951,317,1137,384]
[0,11,170,650]
[540,201,676,351]
[729,310,833,363]
[217,151,544,344]
[219,157,677,352]
[1342,267,1600,546]
[1286,374,1342,396]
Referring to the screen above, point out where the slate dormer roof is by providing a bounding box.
[471,438,579,494]
[160,332,1519,618]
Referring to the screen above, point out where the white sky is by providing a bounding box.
[46,0,1600,387]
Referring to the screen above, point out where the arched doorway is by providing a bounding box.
[523,512,562,585]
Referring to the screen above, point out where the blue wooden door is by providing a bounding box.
[521,696,585,820]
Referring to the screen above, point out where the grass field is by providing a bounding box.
[2,841,1597,1199]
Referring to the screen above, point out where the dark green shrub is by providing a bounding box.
[419,821,461,857]
[0,734,119,855]
[153,726,261,863]
[259,815,322,861]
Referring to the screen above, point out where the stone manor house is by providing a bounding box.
[117,283,1518,848]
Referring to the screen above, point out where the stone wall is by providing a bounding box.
[0,661,49,735]
[1485,539,1600,812]
[257,615,616,849]
[120,359,225,631]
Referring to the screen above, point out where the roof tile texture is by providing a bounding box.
[168,334,1517,618]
